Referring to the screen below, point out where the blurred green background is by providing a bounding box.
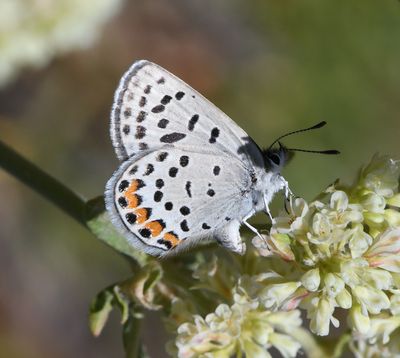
[0,0,399,356]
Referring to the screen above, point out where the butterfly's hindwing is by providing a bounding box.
[105,147,254,257]
[110,60,264,169]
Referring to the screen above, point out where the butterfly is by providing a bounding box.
[105,60,337,257]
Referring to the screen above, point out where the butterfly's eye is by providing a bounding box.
[269,153,281,166]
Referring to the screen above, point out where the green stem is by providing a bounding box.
[123,309,143,358]
[0,139,87,225]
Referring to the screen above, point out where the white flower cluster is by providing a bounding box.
[175,289,302,358]
[0,0,123,86]
[251,155,400,343]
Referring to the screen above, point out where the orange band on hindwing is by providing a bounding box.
[135,208,151,223]
[125,179,145,208]
[163,232,179,247]
[145,220,166,237]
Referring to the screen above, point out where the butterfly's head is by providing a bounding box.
[262,142,294,173]
[263,121,340,173]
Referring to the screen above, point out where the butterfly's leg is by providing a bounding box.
[242,211,264,241]
[263,195,275,223]
[281,176,294,199]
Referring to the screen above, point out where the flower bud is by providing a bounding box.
[336,288,352,309]
[301,268,320,292]
[350,304,370,334]
[360,192,385,213]
[310,296,335,336]
[324,273,345,298]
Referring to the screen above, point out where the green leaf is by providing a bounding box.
[85,197,150,266]
[89,288,115,337]
[114,285,131,324]
[125,262,163,310]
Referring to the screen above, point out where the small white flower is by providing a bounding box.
[259,281,301,309]
[301,268,320,292]
[358,154,400,198]
[335,288,352,309]
[307,296,337,336]
[366,315,400,344]
[364,228,400,273]
[323,273,345,298]
[352,286,390,315]
[350,304,371,334]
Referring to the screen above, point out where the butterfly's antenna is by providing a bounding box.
[268,121,327,150]
[285,147,340,155]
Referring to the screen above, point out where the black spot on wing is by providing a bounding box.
[180,220,189,232]
[213,166,220,175]
[185,181,192,197]
[152,105,165,113]
[154,191,163,202]
[139,228,151,238]
[139,96,147,107]
[158,119,169,128]
[156,179,164,188]
[144,85,151,94]
[161,95,172,105]
[209,127,220,143]
[202,223,211,230]
[129,165,138,175]
[165,202,173,210]
[136,179,145,190]
[123,125,130,135]
[188,114,199,131]
[169,167,178,177]
[207,189,215,197]
[118,197,128,208]
[180,206,190,215]
[144,164,154,176]
[179,156,189,167]
[160,132,186,143]
[157,152,168,162]
[135,126,146,139]
[175,91,185,100]
[137,111,147,122]
[118,180,129,192]
[139,142,148,150]
[124,108,131,118]
[157,239,172,250]
[126,212,137,224]
[157,77,165,84]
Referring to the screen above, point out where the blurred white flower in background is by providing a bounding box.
[0,0,124,87]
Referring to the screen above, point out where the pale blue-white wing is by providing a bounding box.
[105,147,254,257]
[110,60,264,168]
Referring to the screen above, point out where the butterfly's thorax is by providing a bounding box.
[250,169,286,214]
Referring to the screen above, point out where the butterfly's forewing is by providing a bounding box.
[105,147,254,257]
[111,60,264,168]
